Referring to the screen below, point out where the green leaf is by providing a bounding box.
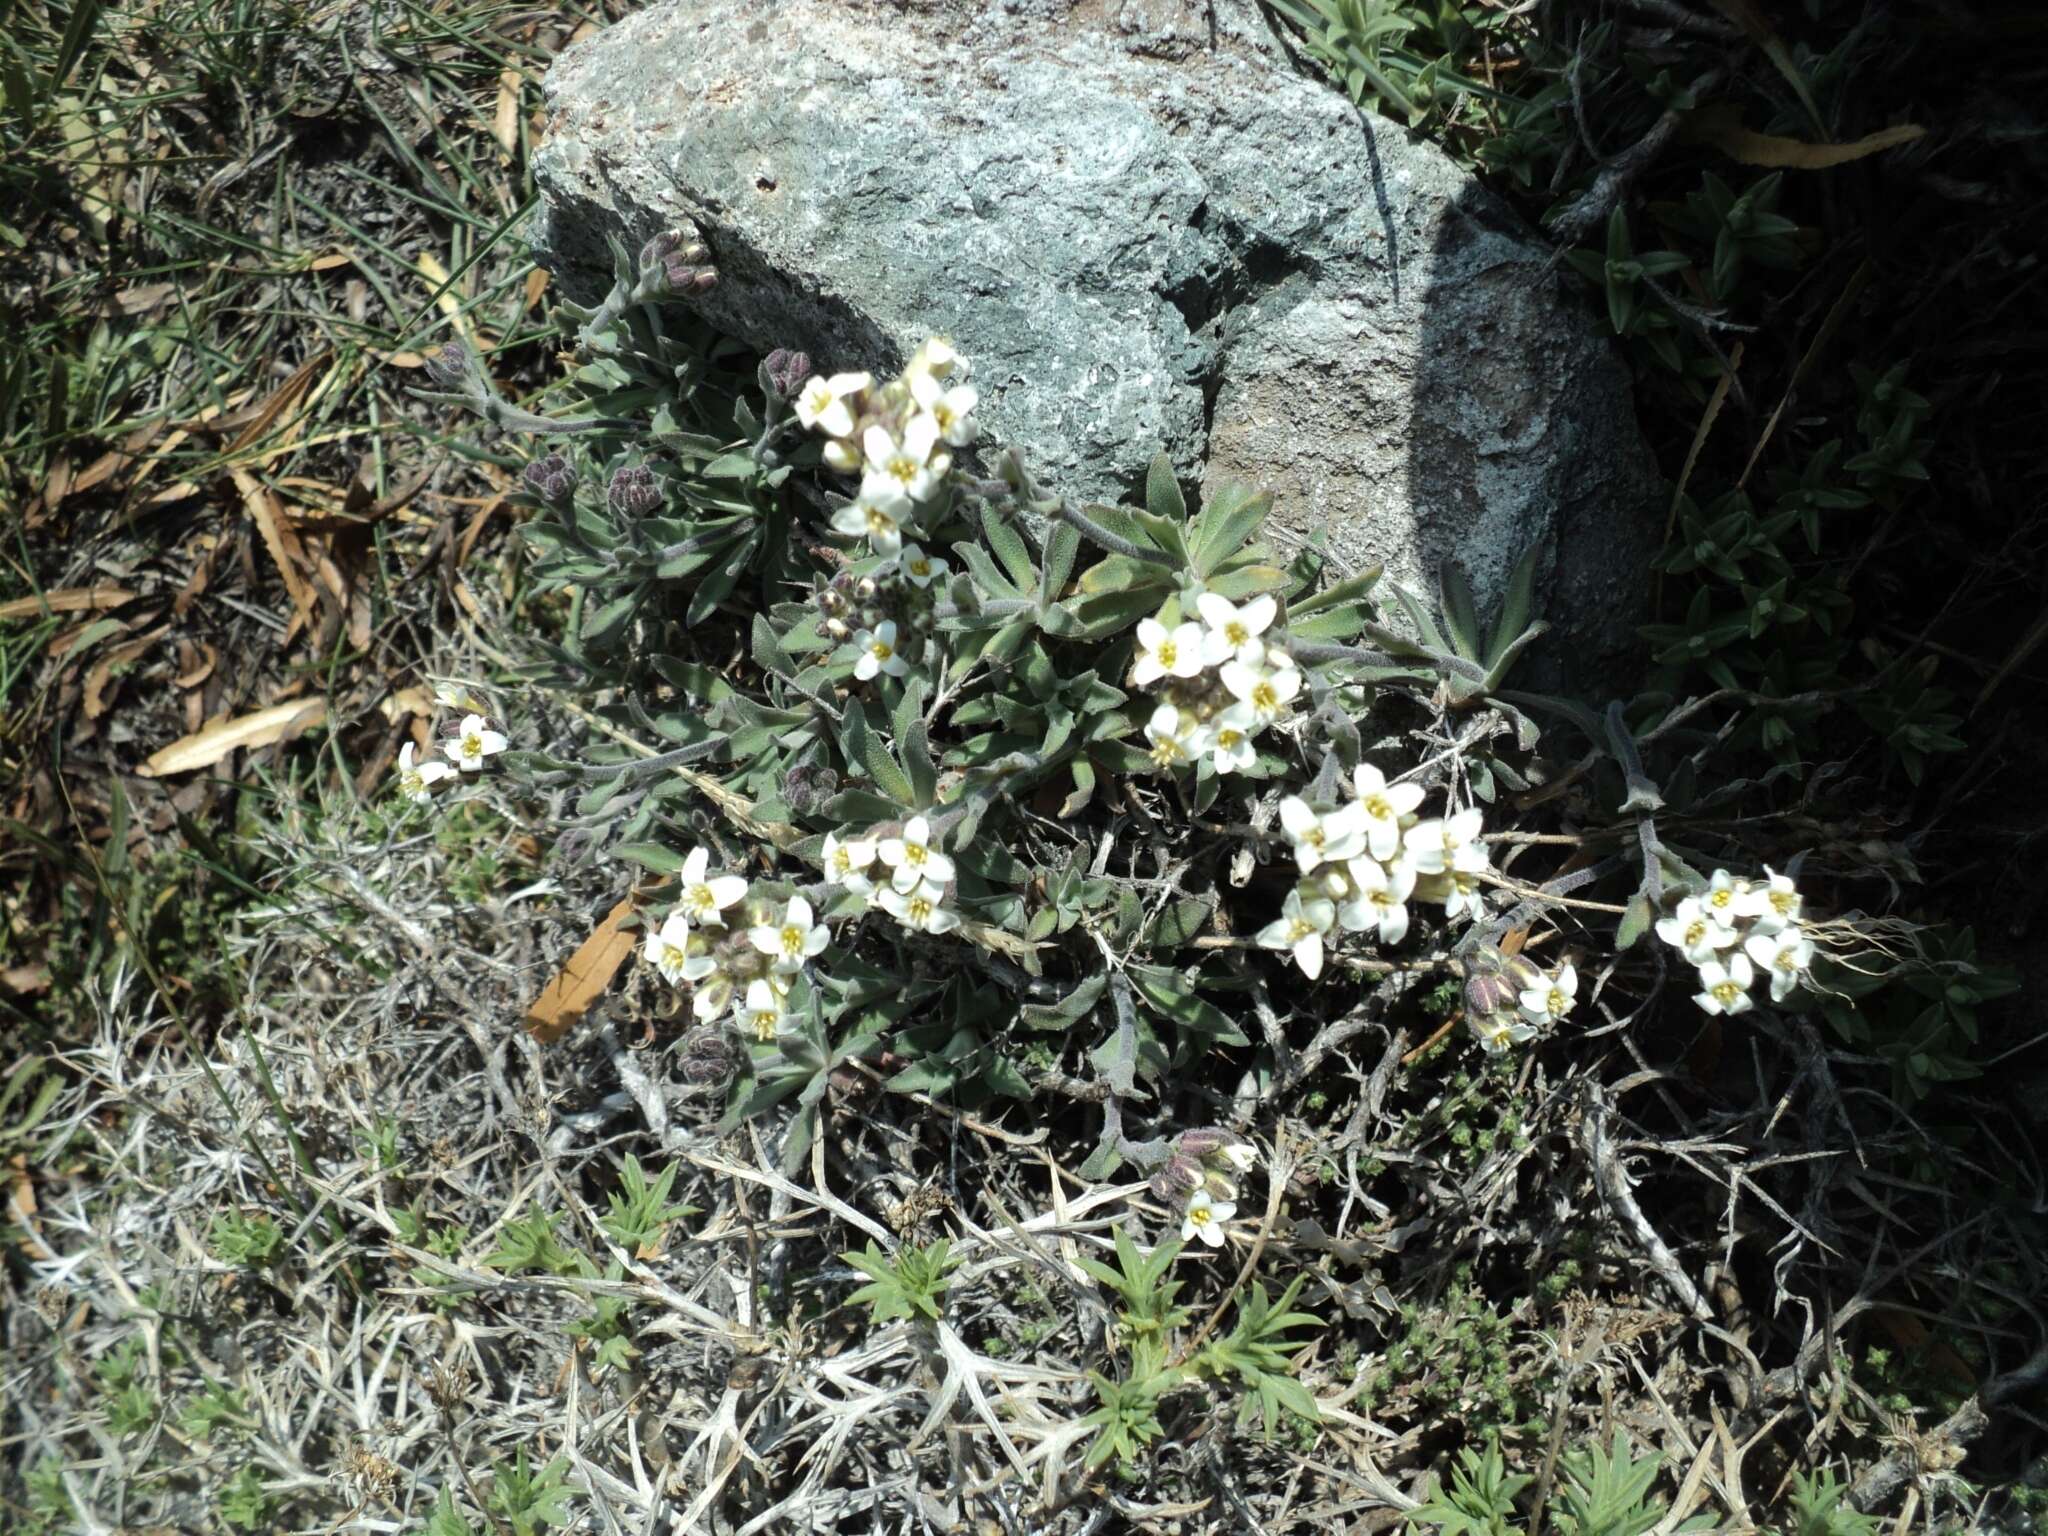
[1436,560,1483,661]
[984,507,1038,592]
[1191,485,1273,578]
[612,842,687,875]
[1145,451,1186,525]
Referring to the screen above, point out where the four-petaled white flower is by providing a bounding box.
[1693,953,1756,1015]
[822,831,879,895]
[899,543,949,588]
[676,847,749,927]
[1476,1015,1538,1054]
[794,370,871,439]
[831,496,905,555]
[1256,887,1337,979]
[750,895,829,973]
[1133,617,1206,687]
[1519,961,1579,1026]
[738,979,793,1042]
[1279,796,1368,874]
[1181,1190,1236,1248]
[1402,810,1487,876]
[853,620,910,681]
[880,878,960,935]
[1743,928,1814,1003]
[861,417,943,507]
[1206,702,1259,775]
[1351,763,1425,862]
[1701,868,1750,928]
[643,911,694,986]
[396,742,454,803]
[878,816,955,893]
[1740,867,1802,935]
[1220,652,1302,729]
[1144,702,1212,771]
[910,372,979,446]
[448,713,508,772]
[1654,897,1739,965]
[1338,856,1416,944]
[1196,592,1277,666]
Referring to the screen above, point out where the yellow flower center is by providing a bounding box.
[462,732,482,758]
[1708,888,1734,911]
[1287,919,1315,942]
[870,640,893,662]
[1775,952,1798,973]
[830,849,851,875]
[932,404,955,431]
[1156,639,1178,667]
[1771,890,1796,915]
[1363,794,1392,820]
[910,558,930,577]
[779,923,805,957]
[1251,681,1278,712]
[1684,919,1708,947]
[686,886,714,915]
[866,507,896,536]
[1225,621,1249,646]
[1712,981,1741,1006]
[1151,739,1186,766]
[1547,988,1567,1015]
[662,944,686,970]
[1218,728,1243,749]
[909,896,934,924]
[886,453,918,486]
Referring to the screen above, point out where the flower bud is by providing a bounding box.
[823,617,850,641]
[761,348,813,399]
[424,340,476,391]
[1463,969,1518,1021]
[1148,1157,1203,1203]
[678,1028,735,1085]
[782,762,840,817]
[522,452,576,506]
[607,464,662,517]
[638,230,718,297]
[1177,1127,1228,1158]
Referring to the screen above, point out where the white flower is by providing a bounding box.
[643,911,694,986]
[1255,887,1336,979]
[1700,869,1750,928]
[1351,764,1426,862]
[1654,897,1739,965]
[861,417,943,505]
[899,543,949,588]
[1693,952,1756,1016]
[396,742,453,803]
[1338,856,1415,944]
[1402,809,1487,876]
[1475,1015,1538,1054]
[1519,961,1579,1025]
[676,847,749,927]
[681,950,734,1022]
[853,620,910,681]
[749,895,829,973]
[1221,1142,1257,1172]
[1144,702,1213,771]
[879,878,960,935]
[903,337,966,396]
[1132,617,1206,687]
[821,436,861,474]
[737,979,793,1042]
[1220,653,1303,729]
[1196,592,1277,666]
[1206,702,1260,775]
[909,373,979,446]
[794,370,870,438]
[448,713,508,772]
[1743,928,1815,1003]
[830,495,906,555]
[1740,868,1803,935]
[1180,1191,1236,1248]
[822,831,879,895]
[878,815,955,893]
[1278,796,1368,874]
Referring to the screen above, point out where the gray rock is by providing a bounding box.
[533,0,1660,666]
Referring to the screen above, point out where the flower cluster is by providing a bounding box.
[391,690,507,806]
[1655,868,1813,1014]
[1135,593,1298,776]
[798,337,976,560]
[643,847,830,1039]
[822,816,962,936]
[1147,1130,1257,1248]
[1461,951,1581,1054]
[814,546,951,685]
[1255,773,1491,978]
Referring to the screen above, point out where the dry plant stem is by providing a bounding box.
[1479,870,1630,914]
[1580,1084,1712,1321]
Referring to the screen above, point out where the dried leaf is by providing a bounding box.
[84,625,169,719]
[494,68,522,157]
[0,586,134,620]
[137,697,328,777]
[525,896,640,1043]
[229,465,319,632]
[1692,111,1926,169]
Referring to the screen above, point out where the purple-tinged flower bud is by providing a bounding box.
[782,762,840,817]
[762,348,813,399]
[424,340,475,391]
[678,1028,735,1085]
[1463,969,1518,1021]
[607,463,662,517]
[1177,1128,1228,1158]
[1148,1157,1203,1203]
[522,452,575,506]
